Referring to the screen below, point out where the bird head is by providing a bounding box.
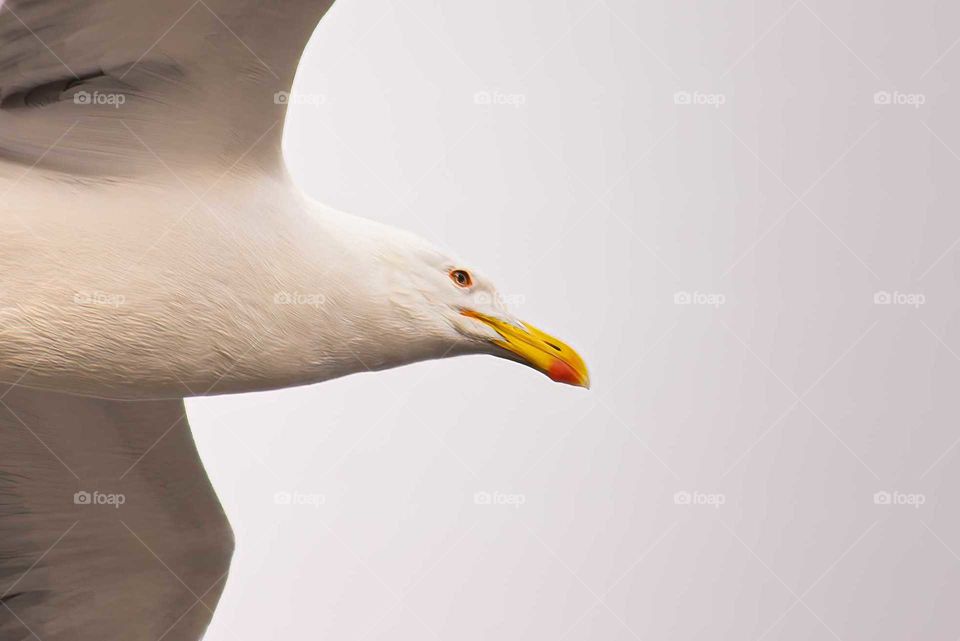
[374,232,590,389]
[451,271,590,389]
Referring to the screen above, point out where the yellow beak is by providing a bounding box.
[462,311,590,388]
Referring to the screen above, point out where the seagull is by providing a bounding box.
[0,0,588,638]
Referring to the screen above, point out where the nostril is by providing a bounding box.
[546,342,562,352]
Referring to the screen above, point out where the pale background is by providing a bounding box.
[194,1,960,639]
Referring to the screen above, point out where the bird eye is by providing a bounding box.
[450,269,473,288]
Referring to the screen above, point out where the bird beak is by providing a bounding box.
[461,311,590,388]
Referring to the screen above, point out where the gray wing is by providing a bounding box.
[0,0,336,176]
[0,387,232,641]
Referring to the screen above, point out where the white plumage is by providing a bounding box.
[0,1,587,638]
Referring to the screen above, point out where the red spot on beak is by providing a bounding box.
[548,358,581,385]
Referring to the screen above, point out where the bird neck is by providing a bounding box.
[0,180,452,400]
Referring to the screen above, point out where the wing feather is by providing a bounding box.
[0,387,232,641]
[0,0,337,175]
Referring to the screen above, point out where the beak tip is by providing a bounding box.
[574,371,591,389]
[548,359,590,389]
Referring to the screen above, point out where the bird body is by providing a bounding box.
[1,169,464,398]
